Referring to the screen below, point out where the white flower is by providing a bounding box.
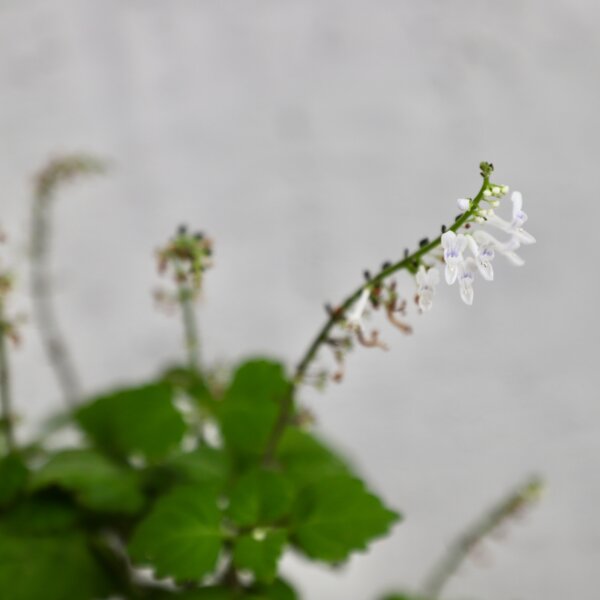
[457,198,471,211]
[466,235,495,281]
[415,266,440,312]
[441,230,467,285]
[473,230,525,266]
[345,288,370,330]
[457,258,476,305]
[485,191,536,245]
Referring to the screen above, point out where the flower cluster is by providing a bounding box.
[418,186,535,308]
[155,225,214,310]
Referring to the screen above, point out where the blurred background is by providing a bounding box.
[1,1,599,598]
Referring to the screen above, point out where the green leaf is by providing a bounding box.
[276,428,351,488]
[129,485,223,582]
[30,449,144,514]
[0,528,114,600]
[167,446,230,489]
[162,366,217,413]
[291,475,400,562]
[1,495,79,534]
[248,578,298,600]
[150,589,233,600]
[228,468,293,527]
[233,529,287,583]
[219,359,289,456]
[0,454,28,508]
[77,382,186,461]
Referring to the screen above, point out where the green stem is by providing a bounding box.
[0,301,15,452]
[179,285,200,372]
[422,476,543,599]
[31,193,82,408]
[294,174,489,382]
[259,172,491,464]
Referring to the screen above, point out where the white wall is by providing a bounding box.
[1,1,599,598]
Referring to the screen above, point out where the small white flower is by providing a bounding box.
[457,198,471,211]
[485,191,536,245]
[473,230,525,266]
[457,258,477,305]
[441,230,467,285]
[466,235,495,281]
[345,288,370,331]
[415,266,440,312]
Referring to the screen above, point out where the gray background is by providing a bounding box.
[1,1,599,598]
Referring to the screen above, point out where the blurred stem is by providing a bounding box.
[422,476,543,599]
[178,284,200,373]
[294,173,490,383]
[31,192,82,408]
[0,300,15,452]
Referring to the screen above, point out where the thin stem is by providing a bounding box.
[31,193,82,408]
[422,476,543,599]
[294,173,490,382]
[179,285,200,372]
[0,301,15,452]
[260,172,491,464]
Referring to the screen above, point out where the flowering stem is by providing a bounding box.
[0,300,15,452]
[178,284,200,373]
[31,192,82,408]
[294,172,490,382]
[421,476,543,599]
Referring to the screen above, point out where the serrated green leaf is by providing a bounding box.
[30,449,144,514]
[129,485,223,582]
[219,360,289,456]
[0,528,114,600]
[276,428,351,487]
[0,453,28,508]
[77,382,186,461]
[233,529,287,583]
[228,468,293,527]
[291,475,400,562]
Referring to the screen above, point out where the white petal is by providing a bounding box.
[441,230,456,250]
[418,291,434,312]
[416,265,427,287]
[513,228,536,245]
[459,283,474,305]
[466,235,479,257]
[503,251,525,266]
[347,288,370,326]
[486,213,512,234]
[445,263,458,285]
[477,258,494,281]
[456,233,468,254]
[457,198,470,211]
[511,191,523,216]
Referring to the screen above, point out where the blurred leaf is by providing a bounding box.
[0,528,114,600]
[1,494,79,534]
[248,578,298,600]
[162,366,217,413]
[0,454,28,508]
[291,475,400,562]
[219,360,289,457]
[129,485,223,582]
[233,529,287,583]
[276,428,351,488]
[30,449,144,514]
[167,446,230,489]
[77,382,186,461]
[228,468,293,527]
[150,589,233,600]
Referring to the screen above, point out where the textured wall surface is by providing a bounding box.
[1,1,599,598]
